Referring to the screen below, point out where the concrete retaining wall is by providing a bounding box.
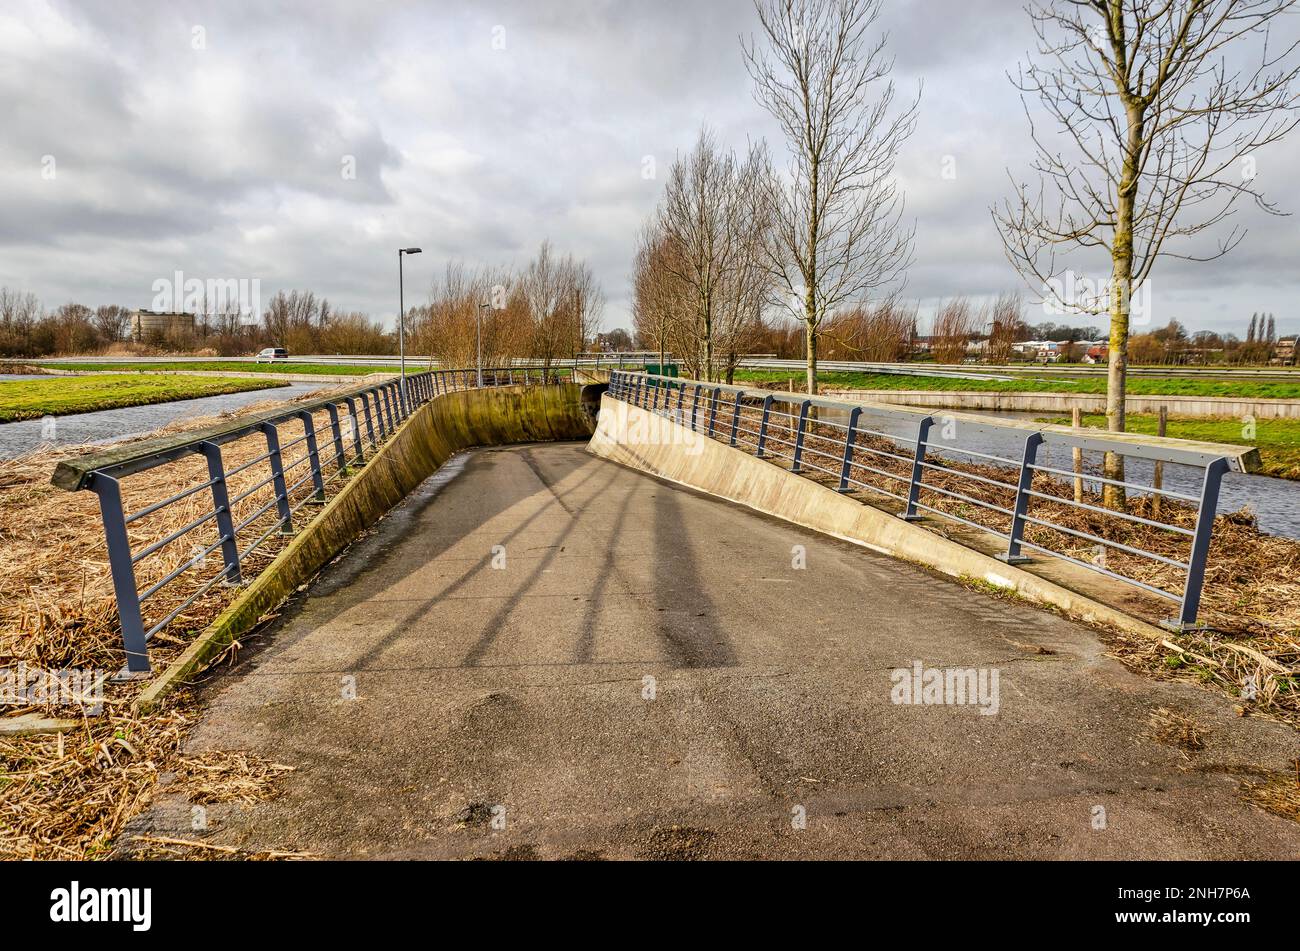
[586,396,1173,642]
[819,387,1300,419]
[137,383,592,710]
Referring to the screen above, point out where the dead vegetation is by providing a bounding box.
[0,383,368,859]
[170,750,295,805]
[1241,763,1300,823]
[1148,706,1208,754]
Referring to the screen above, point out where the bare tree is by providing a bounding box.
[567,256,605,360]
[631,222,687,372]
[714,147,779,382]
[822,297,915,362]
[521,240,602,372]
[986,292,1027,364]
[931,297,980,365]
[416,262,506,368]
[994,0,1300,506]
[743,0,918,394]
[656,129,757,381]
[92,305,130,344]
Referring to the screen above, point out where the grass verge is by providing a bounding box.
[37,361,394,377]
[733,368,1300,400]
[0,374,286,422]
[1040,413,1300,480]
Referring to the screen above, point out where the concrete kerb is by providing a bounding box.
[586,394,1178,645]
[135,383,592,713]
[819,387,1300,420]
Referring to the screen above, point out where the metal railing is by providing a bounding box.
[52,366,571,673]
[608,370,1257,633]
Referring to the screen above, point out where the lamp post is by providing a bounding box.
[398,247,422,409]
[477,303,489,387]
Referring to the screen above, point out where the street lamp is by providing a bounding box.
[398,247,422,409]
[478,303,489,387]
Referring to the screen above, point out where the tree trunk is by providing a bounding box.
[1103,102,1141,511]
[804,318,817,395]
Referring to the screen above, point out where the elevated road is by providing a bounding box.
[125,442,1298,859]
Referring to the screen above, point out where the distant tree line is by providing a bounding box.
[407,240,604,371]
[0,285,395,358]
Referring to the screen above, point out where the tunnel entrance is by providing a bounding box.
[580,383,607,426]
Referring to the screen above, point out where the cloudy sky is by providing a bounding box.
[2,0,1298,338]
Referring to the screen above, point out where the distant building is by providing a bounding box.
[1011,339,1063,362]
[129,310,194,342]
[1082,345,1108,364]
[1273,337,1296,366]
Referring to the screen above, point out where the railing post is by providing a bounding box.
[691,385,702,431]
[708,387,721,437]
[88,473,151,673]
[382,385,396,432]
[999,432,1045,564]
[1166,456,1229,631]
[791,399,812,473]
[904,415,935,521]
[366,390,384,441]
[296,411,327,502]
[756,394,775,458]
[260,422,294,533]
[325,403,348,473]
[343,398,365,464]
[675,382,684,420]
[197,441,243,585]
[729,391,744,446]
[838,406,862,492]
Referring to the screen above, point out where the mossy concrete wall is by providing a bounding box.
[137,383,591,711]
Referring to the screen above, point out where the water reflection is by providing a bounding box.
[0,382,324,460]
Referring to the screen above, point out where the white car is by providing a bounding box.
[255,347,289,363]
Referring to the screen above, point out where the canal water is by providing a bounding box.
[822,405,1300,540]
[0,380,325,460]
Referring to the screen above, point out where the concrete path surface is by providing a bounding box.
[126,442,1300,859]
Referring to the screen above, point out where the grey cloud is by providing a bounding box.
[0,0,1296,339]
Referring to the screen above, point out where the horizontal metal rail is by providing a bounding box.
[608,370,1242,633]
[54,366,572,674]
